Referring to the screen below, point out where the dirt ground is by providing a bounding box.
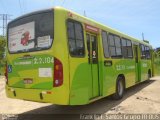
[0,76,160,118]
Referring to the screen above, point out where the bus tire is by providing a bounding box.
[112,76,125,100]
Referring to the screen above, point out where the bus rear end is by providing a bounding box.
[5,8,70,105]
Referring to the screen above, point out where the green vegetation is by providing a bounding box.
[0,36,6,75]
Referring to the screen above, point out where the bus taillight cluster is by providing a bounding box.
[54,58,63,87]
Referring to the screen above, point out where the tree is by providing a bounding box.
[0,36,6,75]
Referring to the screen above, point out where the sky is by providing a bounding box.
[0,0,160,48]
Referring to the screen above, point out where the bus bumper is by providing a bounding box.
[5,85,69,105]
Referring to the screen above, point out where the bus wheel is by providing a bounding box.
[112,76,125,100]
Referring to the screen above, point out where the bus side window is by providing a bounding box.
[140,44,146,59]
[122,38,133,58]
[127,40,133,58]
[114,36,122,57]
[108,34,122,58]
[102,31,110,58]
[145,46,151,59]
[67,20,85,57]
[122,39,127,58]
[108,34,116,57]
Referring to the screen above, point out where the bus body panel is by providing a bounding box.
[69,62,92,105]
[153,51,160,76]
[7,53,54,89]
[140,60,152,81]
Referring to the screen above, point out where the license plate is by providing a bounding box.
[23,79,33,84]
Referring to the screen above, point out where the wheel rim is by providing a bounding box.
[118,81,123,96]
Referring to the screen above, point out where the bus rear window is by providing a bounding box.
[8,10,54,53]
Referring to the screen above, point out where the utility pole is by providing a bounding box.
[142,32,144,41]
[84,10,86,17]
[0,14,12,37]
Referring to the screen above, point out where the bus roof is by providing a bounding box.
[55,7,152,47]
[8,6,152,47]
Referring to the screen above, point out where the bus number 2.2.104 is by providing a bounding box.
[33,57,54,64]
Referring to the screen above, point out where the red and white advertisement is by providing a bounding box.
[85,24,99,33]
[8,21,35,52]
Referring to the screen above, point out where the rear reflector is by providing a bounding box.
[53,58,63,87]
[46,91,52,94]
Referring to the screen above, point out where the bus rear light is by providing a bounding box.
[53,58,63,87]
[4,63,8,84]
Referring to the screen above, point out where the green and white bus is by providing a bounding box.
[5,7,153,105]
